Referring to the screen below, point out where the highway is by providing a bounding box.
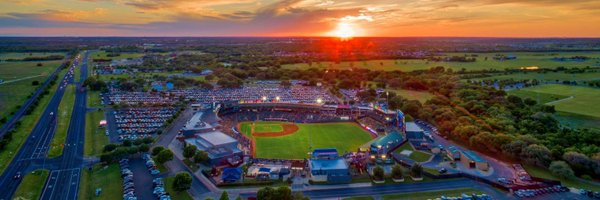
[39,51,89,200]
[0,54,79,200]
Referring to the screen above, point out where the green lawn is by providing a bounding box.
[343,197,375,200]
[282,52,600,72]
[0,60,63,119]
[554,111,600,130]
[508,89,569,104]
[79,164,123,200]
[512,84,600,118]
[48,84,75,158]
[12,169,49,200]
[395,142,432,162]
[524,164,600,191]
[164,176,193,200]
[0,69,65,174]
[471,71,600,83]
[87,91,102,108]
[381,188,486,200]
[386,88,434,103]
[0,52,65,60]
[241,122,284,133]
[91,50,144,60]
[84,111,108,156]
[240,122,373,159]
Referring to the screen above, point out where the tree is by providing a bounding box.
[183,145,197,159]
[138,144,150,152]
[31,80,40,86]
[152,146,165,156]
[219,191,229,200]
[411,163,423,178]
[172,172,192,191]
[103,144,117,152]
[521,144,552,167]
[235,196,242,200]
[549,161,574,178]
[257,187,275,200]
[372,166,384,180]
[194,150,209,163]
[156,149,174,164]
[391,164,403,179]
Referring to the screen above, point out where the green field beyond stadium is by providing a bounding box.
[240,122,373,159]
[509,84,600,118]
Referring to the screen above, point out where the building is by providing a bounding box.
[405,122,425,141]
[181,112,215,136]
[308,149,351,184]
[184,131,243,166]
[221,167,242,183]
[461,150,489,171]
[370,131,404,155]
[447,146,461,161]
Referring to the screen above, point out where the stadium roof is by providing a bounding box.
[183,111,206,131]
[371,131,403,148]
[462,150,486,163]
[310,158,349,171]
[405,122,423,133]
[199,131,237,147]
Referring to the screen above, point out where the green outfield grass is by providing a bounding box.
[240,122,373,159]
[511,84,600,118]
[79,164,123,200]
[12,169,49,200]
[241,122,284,133]
[47,84,75,158]
[282,52,600,72]
[84,111,108,156]
[0,69,65,175]
[394,142,432,162]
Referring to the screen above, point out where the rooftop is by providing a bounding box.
[183,112,209,131]
[310,158,349,171]
[371,131,403,148]
[405,122,423,132]
[462,150,486,163]
[199,131,237,147]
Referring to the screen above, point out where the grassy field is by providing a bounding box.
[508,89,569,104]
[91,50,144,60]
[165,176,193,200]
[0,60,63,119]
[84,111,108,156]
[381,188,486,200]
[554,112,600,130]
[510,84,600,118]
[0,69,65,174]
[387,88,435,103]
[282,52,600,72]
[79,164,123,200]
[524,164,600,191]
[0,52,65,60]
[343,197,375,200]
[394,142,432,162]
[47,84,75,158]
[87,91,102,108]
[471,71,600,82]
[12,169,49,200]
[240,122,373,159]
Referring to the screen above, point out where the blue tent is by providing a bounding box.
[222,167,242,182]
[166,82,174,91]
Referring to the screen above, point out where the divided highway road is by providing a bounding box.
[0,52,84,200]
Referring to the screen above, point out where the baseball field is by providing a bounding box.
[239,121,374,159]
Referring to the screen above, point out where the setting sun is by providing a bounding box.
[333,22,355,39]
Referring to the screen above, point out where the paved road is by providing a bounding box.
[240,179,515,200]
[39,51,89,200]
[0,55,78,200]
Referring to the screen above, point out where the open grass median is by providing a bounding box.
[165,176,193,200]
[0,69,65,174]
[79,164,122,200]
[47,84,75,158]
[84,111,108,156]
[12,169,49,200]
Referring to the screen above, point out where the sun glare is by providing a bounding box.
[333,22,355,40]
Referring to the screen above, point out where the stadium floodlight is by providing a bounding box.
[262,96,267,101]
[276,96,280,101]
[316,98,323,104]
[381,155,387,159]
[370,155,376,159]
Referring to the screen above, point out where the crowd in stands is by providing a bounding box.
[113,108,176,140]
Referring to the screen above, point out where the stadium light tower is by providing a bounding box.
[316,98,323,104]
[262,96,267,101]
[276,96,280,101]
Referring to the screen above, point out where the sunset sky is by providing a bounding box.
[1,0,600,37]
